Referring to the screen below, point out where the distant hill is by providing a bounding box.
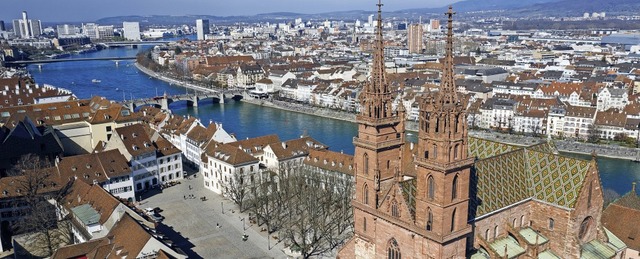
[396,0,561,14]
[511,0,640,16]
[94,0,640,25]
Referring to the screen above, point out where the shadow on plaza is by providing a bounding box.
[156,222,203,259]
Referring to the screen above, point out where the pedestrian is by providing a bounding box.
[184,195,186,200]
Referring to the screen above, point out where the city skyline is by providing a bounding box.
[1,0,459,23]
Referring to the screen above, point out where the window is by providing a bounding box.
[454,144,459,159]
[387,239,401,259]
[494,225,498,239]
[579,217,593,240]
[587,181,592,209]
[363,217,367,232]
[452,175,458,200]
[427,176,435,200]
[433,144,437,159]
[391,201,399,217]
[363,153,369,175]
[520,215,525,227]
[364,184,369,205]
[485,229,490,240]
[549,218,554,230]
[426,208,433,231]
[451,209,456,233]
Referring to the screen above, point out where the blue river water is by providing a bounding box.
[26,46,640,197]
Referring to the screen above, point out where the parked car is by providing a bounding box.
[146,211,164,222]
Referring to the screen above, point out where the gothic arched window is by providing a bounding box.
[363,153,369,175]
[363,184,369,205]
[579,217,593,240]
[587,181,593,209]
[391,201,399,217]
[387,239,401,259]
[426,208,433,231]
[451,209,457,233]
[428,176,435,200]
[452,175,458,200]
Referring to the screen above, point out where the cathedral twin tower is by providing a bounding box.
[339,2,473,258]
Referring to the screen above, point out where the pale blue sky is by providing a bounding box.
[1,0,458,22]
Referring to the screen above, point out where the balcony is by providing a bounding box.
[415,157,474,172]
[353,137,402,150]
[356,115,401,126]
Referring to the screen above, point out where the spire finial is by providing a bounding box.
[435,5,459,107]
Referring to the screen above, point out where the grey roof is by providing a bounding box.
[71,204,101,226]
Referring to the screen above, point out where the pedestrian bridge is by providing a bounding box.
[121,90,245,111]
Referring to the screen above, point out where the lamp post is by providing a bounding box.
[221,201,224,214]
[241,217,246,230]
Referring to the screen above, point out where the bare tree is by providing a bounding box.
[223,172,250,212]
[587,124,600,143]
[8,154,72,257]
[602,188,621,208]
[276,165,354,258]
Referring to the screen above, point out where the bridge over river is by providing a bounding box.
[5,56,137,68]
[120,90,245,111]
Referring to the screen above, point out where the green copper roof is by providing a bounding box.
[71,204,100,226]
[519,227,549,245]
[489,236,525,259]
[538,250,561,259]
[580,239,616,259]
[604,228,627,251]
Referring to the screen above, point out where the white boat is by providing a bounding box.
[92,79,101,83]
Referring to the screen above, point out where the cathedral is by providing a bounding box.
[337,2,623,259]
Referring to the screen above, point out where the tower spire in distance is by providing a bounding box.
[437,6,458,106]
[358,0,396,120]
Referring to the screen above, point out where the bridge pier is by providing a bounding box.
[219,93,225,104]
[189,96,199,107]
[161,98,170,111]
[37,64,43,71]
[115,60,120,67]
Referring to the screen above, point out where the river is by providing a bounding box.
[26,46,640,197]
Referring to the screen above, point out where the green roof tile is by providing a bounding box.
[71,204,100,226]
[580,239,616,259]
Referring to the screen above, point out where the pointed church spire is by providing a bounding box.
[358,0,396,120]
[437,6,458,106]
[369,0,387,94]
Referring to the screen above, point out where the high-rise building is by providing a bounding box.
[122,21,141,41]
[82,23,99,39]
[98,25,114,40]
[429,19,440,32]
[12,11,42,39]
[56,24,80,37]
[195,19,210,41]
[338,4,615,258]
[0,21,5,31]
[407,24,423,54]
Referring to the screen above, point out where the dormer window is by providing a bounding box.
[84,174,90,179]
[86,164,91,169]
[71,167,77,171]
[2,190,7,196]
